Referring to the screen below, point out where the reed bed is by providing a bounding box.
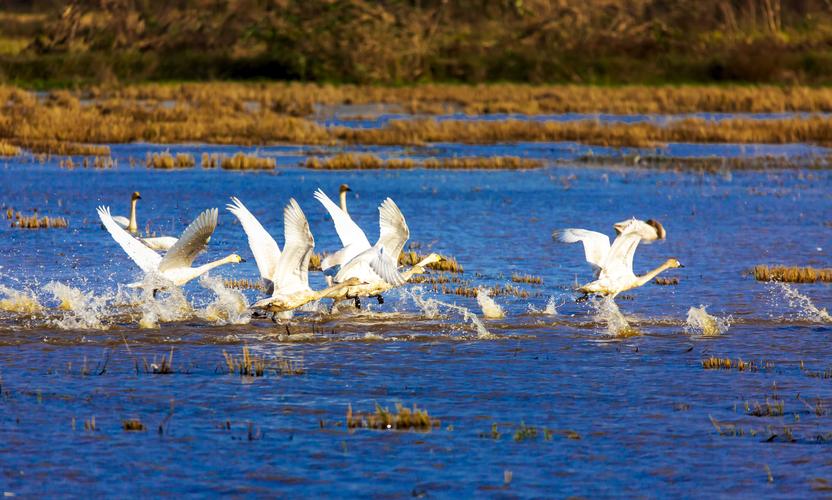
[306,153,542,170]
[220,153,276,170]
[222,346,303,376]
[10,211,68,229]
[201,153,219,168]
[61,157,115,169]
[753,265,832,283]
[95,83,832,116]
[346,403,439,431]
[13,140,110,156]
[0,141,20,156]
[335,116,832,148]
[146,152,196,169]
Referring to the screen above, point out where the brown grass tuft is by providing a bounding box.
[702,356,757,372]
[346,403,439,431]
[146,152,195,169]
[122,419,146,431]
[11,211,68,229]
[0,141,20,156]
[753,265,832,283]
[654,277,679,285]
[398,251,463,273]
[306,153,542,170]
[511,273,543,284]
[221,153,276,170]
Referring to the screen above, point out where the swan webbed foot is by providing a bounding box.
[375,295,384,305]
[354,297,361,309]
[152,289,159,299]
[575,293,589,303]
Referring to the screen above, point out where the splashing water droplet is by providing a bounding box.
[768,282,831,323]
[476,289,505,319]
[588,296,638,337]
[685,305,731,336]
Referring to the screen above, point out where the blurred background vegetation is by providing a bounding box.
[2,0,832,87]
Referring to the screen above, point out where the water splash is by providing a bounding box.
[768,282,831,323]
[685,305,731,336]
[588,296,638,337]
[137,284,193,329]
[0,284,42,314]
[476,289,505,319]
[197,276,251,325]
[408,287,494,339]
[43,281,108,330]
[528,296,559,316]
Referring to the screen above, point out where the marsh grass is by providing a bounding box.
[201,153,219,168]
[223,278,267,292]
[11,210,68,229]
[346,403,439,432]
[220,153,276,170]
[575,153,827,171]
[654,277,680,285]
[146,152,195,169]
[0,141,20,156]
[142,347,176,375]
[122,419,146,431]
[14,140,110,156]
[511,274,543,285]
[222,346,304,377]
[747,399,785,417]
[702,356,757,372]
[306,153,542,170]
[753,265,832,283]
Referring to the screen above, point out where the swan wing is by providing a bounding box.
[159,208,218,272]
[334,248,380,284]
[314,188,371,250]
[274,199,314,294]
[226,197,281,282]
[377,197,410,260]
[97,206,162,273]
[607,220,659,275]
[553,228,611,272]
[369,247,407,286]
[140,236,178,251]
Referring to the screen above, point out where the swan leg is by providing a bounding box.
[374,295,384,305]
[354,297,361,309]
[575,293,590,303]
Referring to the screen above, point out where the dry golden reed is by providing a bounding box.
[0,141,20,156]
[753,265,832,283]
[576,154,825,171]
[346,403,439,431]
[654,277,680,285]
[220,153,276,170]
[511,273,543,284]
[201,152,219,168]
[223,346,267,377]
[306,153,542,170]
[122,419,146,431]
[398,250,463,273]
[146,152,196,169]
[13,140,110,156]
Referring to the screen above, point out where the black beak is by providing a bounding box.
[137,195,142,200]
[239,257,247,263]
[679,264,685,268]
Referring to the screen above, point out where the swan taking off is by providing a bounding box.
[313,187,371,276]
[226,197,360,314]
[98,206,244,287]
[317,195,443,306]
[109,191,178,251]
[554,218,682,298]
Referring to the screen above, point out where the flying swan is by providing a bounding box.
[553,218,682,298]
[226,197,360,314]
[313,187,371,279]
[98,206,243,288]
[109,191,179,251]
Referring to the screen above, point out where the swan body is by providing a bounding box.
[98,206,243,287]
[108,191,179,251]
[227,197,360,314]
[325,253,444,302]
[554,218,681,298]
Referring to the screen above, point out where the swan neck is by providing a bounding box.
[128,198,138,233]
[193,255,235,276]
[635,262,673,287]
[339,190,348,214]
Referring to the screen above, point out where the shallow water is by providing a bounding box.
[1,141,831,496]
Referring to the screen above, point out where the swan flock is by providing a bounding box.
[97,188,682,320]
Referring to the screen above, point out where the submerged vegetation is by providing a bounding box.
[753,265,832,283]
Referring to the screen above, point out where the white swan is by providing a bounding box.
[338,184,352,213]
[226,197,360,314]
[109,191,179,251]
[321,196,443,306]
[313,187,371,275]
[554,218,682,298]
[98,206,243,288]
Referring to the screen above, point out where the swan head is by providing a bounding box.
[420,253,444,266]
[228,254,246,264]
[339,184,352,193]
[131,191,142,201]
[665,258,683,269]
[646,219,666,239]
